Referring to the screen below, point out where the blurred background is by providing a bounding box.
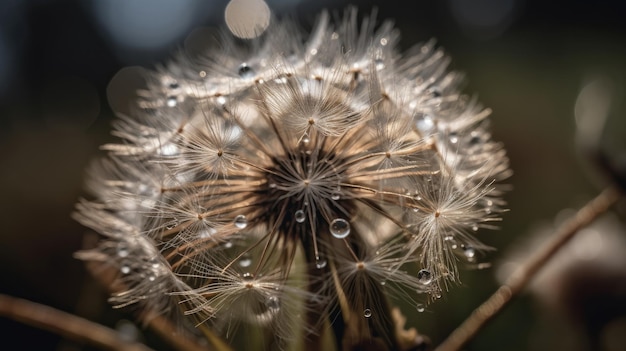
[1,0,625,350]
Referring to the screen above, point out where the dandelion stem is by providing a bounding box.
[435,186,623,351]
[0,293,155,351]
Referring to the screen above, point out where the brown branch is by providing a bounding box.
[0,293,154,351]
[435,186,623,351]
[83,260,223,351]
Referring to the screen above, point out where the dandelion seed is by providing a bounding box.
[74,6,510,350]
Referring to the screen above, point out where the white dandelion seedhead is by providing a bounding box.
[75,6,511,350]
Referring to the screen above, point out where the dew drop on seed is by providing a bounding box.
[165,220,179,230]
[375,58,385,70]
[464,246,476,260]
[120,265,131,274]
[315,256,327,269]
[117,243,129,258]
[364,309,372,318]
[380,37,388,46]
[470,131,482,145]
[472,224,479,231]
[198,227,217,239]
[242,272,254,281]
[234,215,248,229]
[160,143,179,156]
[224,241,233,249]
[416,114,435,133]
[449,133,459,144]
[295,210,306,223]
[239,255,252,268]
[301,133,310,144]
[238,63,254,79]
[417,269,433,285]
[416,304,425,313]
[444,235,458,249]
[330,218,350,239]
[266,296,280,311]
[147,274,156,282]
[149,257,160,269]
[331,191,340,201]
[166,96,177,107]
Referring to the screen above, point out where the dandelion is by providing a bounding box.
[74,7,511,351]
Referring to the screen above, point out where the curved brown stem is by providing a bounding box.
[435,186,623,351]
[0,293,154,351]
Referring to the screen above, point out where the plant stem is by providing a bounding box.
[0,293,154,351]
[435,186,623,351]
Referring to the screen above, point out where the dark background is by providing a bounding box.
[1,0,626,350]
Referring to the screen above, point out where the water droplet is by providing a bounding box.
[449,133,459,144]
[417,269,433,285]
[414,194,422,201]
[149,257,160,269]
[331,32,339,40]
[374,58,385,70]
[301,133,310,145]
[239,254,252,268]
[166,96,177,107]
[147,274,156,282]
[165,220,178,230]
[471,224,479,231]
[470,131,482,145]
[464,246,476,260]
[416,114,435,133]
[266,296,280,311]
[444,235,458,249]
[198,227,217,239]
[120,265,131,274]
[364,309,372,318]
[315,256,327,269]
[199,70,207,78]
[295,210,306,223]
[330,218,350,239]
[160,143,179,156]
[223,241,233,249]
[269,183,277,189]
[242,272,254,281]
[117,243,129,257]
[216,96,227,105]
[380,38,388,46]
[234,215,248,229]
[380,280,386,286]
[416,304,425,313]
[238,63,254,79]
[331,191,341,201]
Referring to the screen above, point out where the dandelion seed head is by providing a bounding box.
[75,6,510,349]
